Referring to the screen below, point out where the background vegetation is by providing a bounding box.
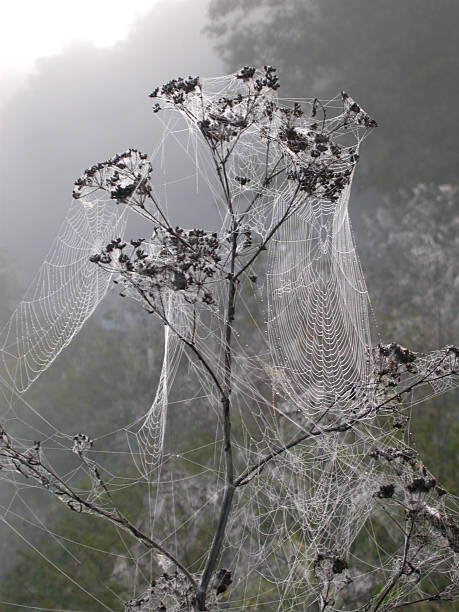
[0,1,457,609]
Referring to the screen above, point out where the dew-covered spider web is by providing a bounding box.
[0,68,457,612]
[0,197,128,394]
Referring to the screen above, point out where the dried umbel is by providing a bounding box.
[76,67,379,329]
[73,149,152,205]
[366,344,458,424]
[210,568,232,595]
[124,571,196,612]
[74,68,376,218]
[72,433,93,455]
[367,444,459,605]
[90,227,223,310]
[1,65,457,612]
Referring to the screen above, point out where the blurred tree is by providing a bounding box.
[363,184,458,349]
[0,481,145,611]
[207,0,459,194]
[0,302,157,584]
[362,184,459,492]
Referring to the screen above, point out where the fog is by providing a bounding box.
[0,0,223,580]
[0,1,456,604]
[0,0,223,284]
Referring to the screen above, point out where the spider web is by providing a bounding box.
[0,69,457,612]
[0,196,128,394]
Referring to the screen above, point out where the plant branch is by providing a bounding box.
[235,183,301,280]
[134,285,225,398]
[0,426,197,589]
[370,510,416,612]
[195,206,238,611]
[392,592,453,609]
[235,365,456,487]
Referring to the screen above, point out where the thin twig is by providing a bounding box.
[235,367,456,487]
[0,426,197,588]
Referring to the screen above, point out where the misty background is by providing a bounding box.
[0,0,223,285]
[0,0,457,607]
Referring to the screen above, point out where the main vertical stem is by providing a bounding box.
[195,224,238,611]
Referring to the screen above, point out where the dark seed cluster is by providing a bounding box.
[149,75,200,106]
[406,476,437,495]
[370,447,447,499]
[73,149,152,205]
[374,483,395,499]
[196,94,254,145]
[254,65,280,91]
[236,66,256,81]
[281,123,360,201]
[72,433,93,455]
[379,342,417,367]
[342,92,378,128]
[90,228,222,308]
[370,343,422,409]
[236,65,279,91]
[370,446,416,464]
[211,568,232,595]
[314,551,348,575]
[124,570,196,611]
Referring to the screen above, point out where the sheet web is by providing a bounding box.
[0,68,457,611]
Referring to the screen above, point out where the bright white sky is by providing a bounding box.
[0,0,162,76]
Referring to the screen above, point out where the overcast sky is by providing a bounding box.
[0,1,163,103]
[0,0,223,283]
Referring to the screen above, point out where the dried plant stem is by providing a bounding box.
[196,211,238,610]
